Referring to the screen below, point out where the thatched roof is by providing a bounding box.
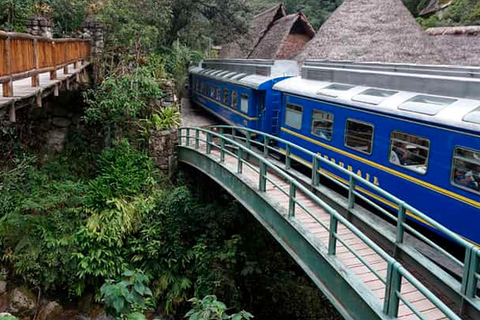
[252,3,287,48]
[296,0,449,64]
[218,4,286,59]
[419,0,454,17]
[249,12,315,59]
[427,26,480,66]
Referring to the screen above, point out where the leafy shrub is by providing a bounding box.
[101,270,153,319]
[151,107,181,131]
[185,295,253,320]
[84,68,162,127]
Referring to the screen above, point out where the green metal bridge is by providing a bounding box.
[177,126,480,320]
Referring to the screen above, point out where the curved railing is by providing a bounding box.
[207,125,480,302]
[178,126,467,319]
[0,30,90,97]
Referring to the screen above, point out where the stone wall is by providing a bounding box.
[27,16,53,38]
[148,128,178,178]
[0,91,87,154]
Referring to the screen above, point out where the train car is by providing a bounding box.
[273,60,480,244]
[189,59,298,135]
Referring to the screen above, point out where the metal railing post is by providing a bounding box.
[232,128,236,142]
[246,132,252,150]
[285,144,291,170]
[206,132,212,154]
[348,176,356,210]
[259,161,267,192]
[312,156,320,187]
[263,136,269,157]
[288,182,296,218]
[220,137,225,162]
[384,261,402,317]
[328,215,338,255]
[195,130,199,149]
[462,247,479,298]
[396,203,406,244]
[186,128,190,147]
[237,148,243,174]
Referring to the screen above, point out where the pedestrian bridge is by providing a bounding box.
[178,126,480,320]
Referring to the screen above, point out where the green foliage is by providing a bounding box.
[0,0,34,32]
[84,68,162,126]
[185,295,253,320]
[150,107,181,131]
[101,270,153,319]
[0,314,19,320]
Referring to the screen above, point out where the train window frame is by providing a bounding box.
[450,146,480,196]
[210,84,215,98]
[241,94,249,113]
[311,109,334,141]
[216,87,221,101]
[232,91,238,109]
[285,103,303,130]
[223,88,230,105]
[344,119,374,155]
[388,131,430,175]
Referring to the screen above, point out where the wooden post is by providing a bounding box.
[3,35,13,97]
[50,41,57,80]
[74,60,80,69]
[54,84,59,96]
[31,38,39,87]
[65,78,71,90]
[63,64,69,74]
[36,92,42,108]
[9,102,16,122]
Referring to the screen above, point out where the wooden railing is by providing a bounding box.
[0,31,91,97]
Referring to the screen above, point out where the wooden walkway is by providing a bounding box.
[0,62,89,111]
[184,131,449,320]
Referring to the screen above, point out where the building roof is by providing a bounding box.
[419,0,454,17]
[252,3,287,48]
[218,4,287,59]
[427,26,480,66]
[249,12,315,60]
[296,0,449,65]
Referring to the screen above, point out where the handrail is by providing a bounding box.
[0,30,91,97]
[178,126,463,319]
[205,126,480,302]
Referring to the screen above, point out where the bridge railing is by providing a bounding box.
[205,126,480,307]
[0,30,90,97]
[179,126,463,319]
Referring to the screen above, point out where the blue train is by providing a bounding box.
[189,59,480,245]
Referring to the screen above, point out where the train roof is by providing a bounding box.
[273,60,480,133]
[190,59,299,89]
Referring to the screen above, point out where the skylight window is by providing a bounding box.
[398,95,457,116]
[463,107,480,125]
[352,89,398,105]
[317,84,355,98]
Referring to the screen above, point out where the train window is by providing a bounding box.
[203,83,208,96]
[345,120,374,155]
[232,91,238,109]
[451,147,480,195]
[399,95,457,116]
[210,84,215,98]
[352,89,398,105]
[389,132,430,175]
[311,110,334,141]
[241,94,249,113]
[317,84,355,98]
[216,87,221,101]
[285,103,303,130]
[223,89,229,105]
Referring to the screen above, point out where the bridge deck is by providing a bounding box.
[186,131,449,320]
[0,63,88,109]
